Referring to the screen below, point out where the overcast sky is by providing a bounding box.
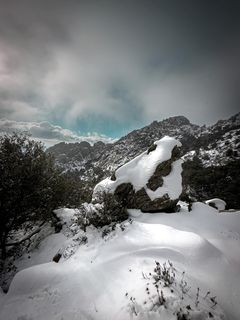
[0,0,239,145]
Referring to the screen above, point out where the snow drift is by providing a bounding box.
[0,203,240,320]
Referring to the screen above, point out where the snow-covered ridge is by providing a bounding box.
[48,112,239,177]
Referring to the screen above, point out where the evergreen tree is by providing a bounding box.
[0,133,75,259]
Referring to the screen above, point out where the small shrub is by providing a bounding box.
[77,192,128,231]
[126,261,222,319]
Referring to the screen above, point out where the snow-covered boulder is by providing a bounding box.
[205,198,227,211]
[93,136,183,213]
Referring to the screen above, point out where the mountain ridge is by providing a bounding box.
[47,112,240,208]
[48,112,240,173]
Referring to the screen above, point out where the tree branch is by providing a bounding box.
[5,221,46,246]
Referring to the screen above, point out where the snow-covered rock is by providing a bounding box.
[205,198,227,211]
[93,136,183,213]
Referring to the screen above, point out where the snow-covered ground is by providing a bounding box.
[0,202,239,320]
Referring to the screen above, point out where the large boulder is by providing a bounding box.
[93,136,183,213]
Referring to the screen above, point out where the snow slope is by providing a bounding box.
[0,203,240,320]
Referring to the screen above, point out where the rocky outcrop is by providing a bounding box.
[93,136,183,213]
[113,144,182,213]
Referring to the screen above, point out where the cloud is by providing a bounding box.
[0,0,239,136]
[0,119,115,148]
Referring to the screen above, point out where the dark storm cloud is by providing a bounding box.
[0,0,239,138]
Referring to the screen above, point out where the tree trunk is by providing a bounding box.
[0,235,7,260]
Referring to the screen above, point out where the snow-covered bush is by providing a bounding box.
[78,192,128,230]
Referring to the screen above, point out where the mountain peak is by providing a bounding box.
[161,116,190,126]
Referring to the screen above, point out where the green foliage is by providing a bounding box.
[54,171,92,208]
[93,192,128,227]
[78,192,128,231]
[182,158,240,209]
[0,133,88,259]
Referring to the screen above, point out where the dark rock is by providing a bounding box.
[147,143,157,154]
[134,188,151,208]
[139,193,173,213]
[146,146,181,191]
[171,145,181,160]
[115,183,135,207]
[146,160,171,191]
[52,253,62,263]
[113,185,179,213]
[54,222,62,233]
[141,198,178,213]
[111,172,116,181]
[208,202,218,210]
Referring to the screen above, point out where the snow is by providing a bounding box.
[93,136,182,201]
[0,209,86,291]
[146,159,183,201]
[0,202,240,320]
[15,232,67,272]
[183,127,240,167]
[205,199,227,211]
[55,208,77,225]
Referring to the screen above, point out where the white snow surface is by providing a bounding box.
[0,203,240,320]
[93,136,182,201]
[205,199,227,211]
[146,159,183,200]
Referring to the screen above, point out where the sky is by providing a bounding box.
[0,0,239,146]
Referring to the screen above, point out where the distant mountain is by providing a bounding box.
[48,113,240,173]
[47,113,240,208]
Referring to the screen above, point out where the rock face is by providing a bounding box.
[93,136,183,213]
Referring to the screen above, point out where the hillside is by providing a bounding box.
[48,113,240,208]
[1,136,240,320]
